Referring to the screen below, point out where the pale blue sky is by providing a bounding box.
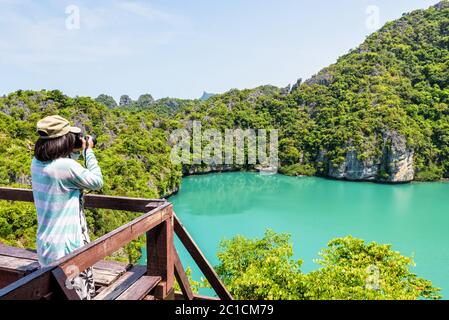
[0,0,441,100]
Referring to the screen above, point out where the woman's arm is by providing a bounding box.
[67,149,104,190]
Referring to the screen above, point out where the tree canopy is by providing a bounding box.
[215,230,441,300]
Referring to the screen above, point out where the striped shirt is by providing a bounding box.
[31,149,103,266]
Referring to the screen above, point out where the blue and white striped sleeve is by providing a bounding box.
[66,149,104,191]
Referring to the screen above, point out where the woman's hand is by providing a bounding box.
[82,136,95,150]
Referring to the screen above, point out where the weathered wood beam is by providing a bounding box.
[0,266,54,300]
[51,267,80,300]
[84,194,165,212]
[173,247,194,300]
[58,203,172,277]
[173,214,233,300]
[146,207,174,299]
[0,187,33,202]
[0,187,165,212]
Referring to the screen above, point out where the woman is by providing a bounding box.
[31,115,103,300]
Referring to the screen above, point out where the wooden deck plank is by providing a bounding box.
[93,265,147,300]
[115,275,161,300]
[0,245,130,286]
[0,256,39,273]
[0,271,24,290]
[93,260,129,273]
[92,260,130,286]
[0,246,38,261]
[92,269,120,287]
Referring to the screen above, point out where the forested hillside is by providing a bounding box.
[291,0,449,181]
[0,90,182,256]
[1,1,448,258]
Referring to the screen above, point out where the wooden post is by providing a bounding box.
[173,247,194,300]
[146,207,174,299]
[51,267,80,300]
[173,214,233,300]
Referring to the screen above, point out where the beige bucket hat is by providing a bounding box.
[37,115,81,139]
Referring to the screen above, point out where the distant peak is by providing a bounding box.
[200,91,216,101]
[434,0,449,10]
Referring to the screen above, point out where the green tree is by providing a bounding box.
[95,94,118,109]
[215,231,441,300]
[306,236,441,300]
[216,230,306,300]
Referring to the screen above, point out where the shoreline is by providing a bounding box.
[161,169,449,199]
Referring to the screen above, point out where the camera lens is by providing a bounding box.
[74,133,83,149]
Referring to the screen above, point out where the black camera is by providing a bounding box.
[74,133,97,149]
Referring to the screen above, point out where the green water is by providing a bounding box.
[143,172,449,298]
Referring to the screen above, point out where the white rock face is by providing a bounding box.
[329,150,379,181]
[327,131,414,183]
[382,131,415,183]
[184,164,237,175]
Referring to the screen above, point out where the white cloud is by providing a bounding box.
[0,1,188,69]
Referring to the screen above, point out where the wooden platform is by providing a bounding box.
[0,187,232,300]
[0,244,220,300]
[0,243,133,297]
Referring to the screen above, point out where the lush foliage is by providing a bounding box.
[216,230,306,300]
[173,267,203,294]
[0,1,448,275]
[290,2,449,179]
[306,237,441,300]
[0,89,182,260]
[216,230,441,300]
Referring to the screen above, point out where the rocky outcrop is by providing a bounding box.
[328,150,379,181]
[381,131,415,183]
[327,131,414,183]
[119,95,133,107]
[305,69,333,86]
[434,1,449,10]
[9,173,31,186]
[95,94,118,109]
[136,94,154,109]
[183,164,238,175]
[199,92,216,101]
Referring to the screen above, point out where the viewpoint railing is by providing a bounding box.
[0,187,232,300]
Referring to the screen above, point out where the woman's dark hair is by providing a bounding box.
[34,133,76,162]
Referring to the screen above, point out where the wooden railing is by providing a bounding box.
[0,187,232,300]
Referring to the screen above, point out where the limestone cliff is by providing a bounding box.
[327,131,414,183]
